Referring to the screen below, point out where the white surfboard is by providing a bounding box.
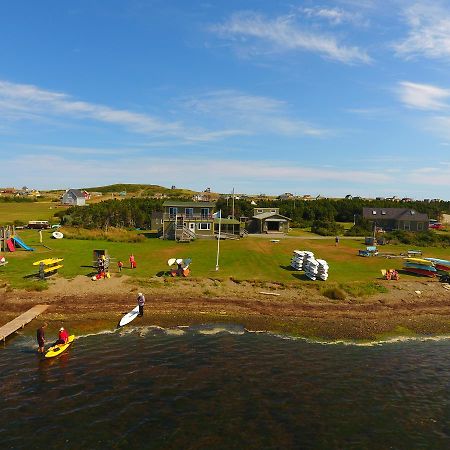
[167,258,176,266]
[118,305,140,327]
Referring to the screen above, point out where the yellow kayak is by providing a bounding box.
[405,258,434,266]
[44,335,75,358]
[33,258,63,266]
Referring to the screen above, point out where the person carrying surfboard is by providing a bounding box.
[137,292,145,317]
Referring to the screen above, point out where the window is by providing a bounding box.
[169,207,178,216]
[271,209,276,213]
[381,210,386,215]
[372,210,377,215]
[201,208,210,218]
[257,209,263,213]
[404,221,410,231]
[418,222,423,231]
[198,223,211,230]
[185,208,193,217]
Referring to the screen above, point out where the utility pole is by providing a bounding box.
[232,187,235,220]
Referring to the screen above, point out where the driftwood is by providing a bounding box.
[259,291,281,296]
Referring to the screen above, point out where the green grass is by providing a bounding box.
[1,229,449,290]
[0,202,66,225]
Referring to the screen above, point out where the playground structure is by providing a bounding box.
[1,225,34,252]
[33,258,64,279]
[92,249,111,280]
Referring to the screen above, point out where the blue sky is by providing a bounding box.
[1,0,450,199]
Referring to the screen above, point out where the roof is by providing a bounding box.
[253,212,291,221]
[214,218,241,225]
[362,207,428,222]
[66,189,85,199]
[162,201,216,208]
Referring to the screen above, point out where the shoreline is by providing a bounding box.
[1,274,450,342]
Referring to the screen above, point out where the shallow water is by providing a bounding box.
[1,325,449,449]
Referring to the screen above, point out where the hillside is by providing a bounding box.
[83,183,201,197]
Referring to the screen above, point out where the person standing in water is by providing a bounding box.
[37,322,47,353]
[137,292,145,317]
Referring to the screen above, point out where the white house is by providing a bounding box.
[62,189,86,206]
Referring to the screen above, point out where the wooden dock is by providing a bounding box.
[0,304,49,342]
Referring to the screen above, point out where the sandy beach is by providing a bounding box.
[1,275,450,341]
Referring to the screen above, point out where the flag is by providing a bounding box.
[212,211,221,219]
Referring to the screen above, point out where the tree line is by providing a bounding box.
[58,196,450,231]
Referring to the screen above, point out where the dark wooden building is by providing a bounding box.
[362,207,428,232]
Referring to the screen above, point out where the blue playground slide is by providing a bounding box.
[12,236,34,251]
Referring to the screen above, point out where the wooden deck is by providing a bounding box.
[0,304,49,342]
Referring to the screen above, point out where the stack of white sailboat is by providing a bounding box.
[290,250,329,281]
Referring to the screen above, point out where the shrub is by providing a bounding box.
[311,220,345,236]
[60,226,145,243]
[322,287,347,300]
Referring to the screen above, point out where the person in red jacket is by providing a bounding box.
[52,327,69,346]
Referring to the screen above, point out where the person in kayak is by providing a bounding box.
[37,322,48,353]
[52,327,69,346]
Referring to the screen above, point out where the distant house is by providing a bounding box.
[192,193,212,202]
[401,197,414,202]
[278,193,294,200]
[362,207,428,232]
[248,208,290,234]
[161,201,216,241]
[153,193,167,200]
[62,189,86,206]
[82,190,91,200]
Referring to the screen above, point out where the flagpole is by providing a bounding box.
[215,210,221,271]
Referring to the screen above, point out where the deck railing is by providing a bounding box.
[163,213,213,221]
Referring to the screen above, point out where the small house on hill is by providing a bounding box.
[62,189,86,206]
[249,208,290,234]
[362,207,428,232]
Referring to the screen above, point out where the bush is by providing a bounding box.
[60,226,146,243]
[311,220,345,236]
[384,230,450,247]
[322,287,347,300]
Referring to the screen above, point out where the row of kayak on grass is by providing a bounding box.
[403,257,450,278]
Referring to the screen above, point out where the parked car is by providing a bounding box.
[429,223,445,230]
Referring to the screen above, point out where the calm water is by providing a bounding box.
[0,325,449,449]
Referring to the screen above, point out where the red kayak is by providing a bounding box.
[403,268,436,278]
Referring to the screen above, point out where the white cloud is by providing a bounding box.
[8,154,390,190]
[210,12,371,64]
[396,81,450,110]
[0,80,329,142]
[182,90,328,136]
[300,7,367,27]
[394,3,450,60]
[0,80,183,135]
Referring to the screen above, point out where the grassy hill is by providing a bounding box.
[83,183,203,198]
